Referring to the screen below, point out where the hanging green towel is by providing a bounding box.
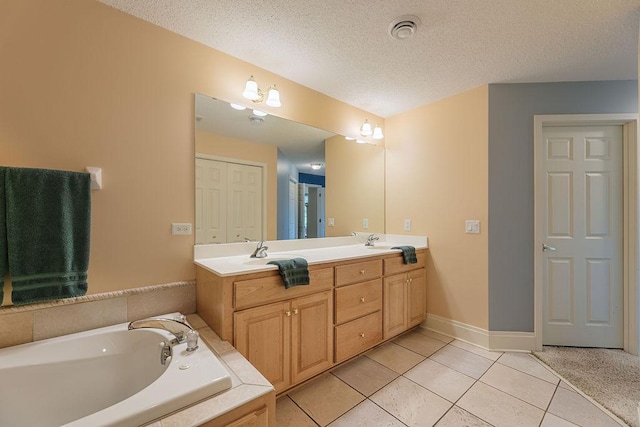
[0,167,6,303]
[391,245,417,264]
[267,258,310,289]
[5,167,91,305]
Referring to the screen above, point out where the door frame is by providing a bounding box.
[533,114,639,354]
[195,153,268,241]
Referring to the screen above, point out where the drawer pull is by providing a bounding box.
[359,333,365,338]
[360,269,365,275]
[285,311,291,317]
[360,297,365,303]
[293,308,299,315]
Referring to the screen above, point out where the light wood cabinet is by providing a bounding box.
[383,267,426,340]
[234,291,333,393]
[196,247,427,399]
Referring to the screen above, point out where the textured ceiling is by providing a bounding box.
[99,0,640,118]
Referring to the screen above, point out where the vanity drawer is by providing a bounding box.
[334,279,382,325]
[335,311,382,362]
[335,259,383,287]
[234,267,334,310]
[383,250,426,275]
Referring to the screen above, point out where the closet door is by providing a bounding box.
[227,163,263,242]
[195,158,226,244]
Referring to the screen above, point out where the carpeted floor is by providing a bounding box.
[534,346,640,427]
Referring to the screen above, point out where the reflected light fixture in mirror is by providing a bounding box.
[310,163,323,170]
[243,75,282,107]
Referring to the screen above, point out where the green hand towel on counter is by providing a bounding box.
[391,245,417,264]
[267,258,310,289]
[0,167,6,303]
[5,167,91,305]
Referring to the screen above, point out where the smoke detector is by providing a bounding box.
[388,15,421,40]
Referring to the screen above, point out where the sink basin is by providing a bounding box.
[235,255,306,265]
[366,244,397,250]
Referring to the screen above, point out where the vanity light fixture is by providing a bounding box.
[252,109,268,117]
[243,76,282,108]
[310,163,323,170]
[230,103,247,110]
[345,136,355,141]
[356,139,367,144]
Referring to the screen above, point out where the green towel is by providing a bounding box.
[5,167,91,305]
[391,245,417,264]
[0,167,6,303]
[267,258,310,289]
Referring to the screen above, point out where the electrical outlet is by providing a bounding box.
[362,218,369,229]
[328,217,335,227]
[404,219,411,231]
[172,223,192,235]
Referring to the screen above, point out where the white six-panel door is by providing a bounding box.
[539,125,623,348]
[195,158,226,244]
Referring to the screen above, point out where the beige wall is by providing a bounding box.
[195,131,278,239]
[0,0,382,300]
[325,135,385,236]
[385,86,489,329]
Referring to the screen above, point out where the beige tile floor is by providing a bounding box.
[276,328,627,427]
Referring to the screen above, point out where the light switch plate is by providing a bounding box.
[362,218,369,229]
[465,220,480,234]
[328,217,335,227]
[404,219,411,231]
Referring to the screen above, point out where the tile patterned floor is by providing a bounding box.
[276,328,627,427]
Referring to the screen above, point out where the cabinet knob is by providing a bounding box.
[359,333,365,338]
[360,269,365,275]
[293,308,298,315]
[285,311,291,317]
[360,297,365,303]
[409,278,413,283]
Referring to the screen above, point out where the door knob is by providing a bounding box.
[542,243,557,252]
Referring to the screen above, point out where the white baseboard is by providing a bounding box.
[423,314,536,352]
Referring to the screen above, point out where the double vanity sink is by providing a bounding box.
[194,233,428,395]
[195,234,427,276]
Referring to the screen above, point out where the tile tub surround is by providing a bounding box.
[0,281,195,349]
[194,234,428,276]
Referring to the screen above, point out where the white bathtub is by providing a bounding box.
[0,315,232,427]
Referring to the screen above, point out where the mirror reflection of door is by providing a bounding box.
[195,156,263,244]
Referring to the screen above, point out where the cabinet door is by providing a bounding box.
[407,268,426,327]
[290,291,334,384]
[235,301,291,392]
[383,273,407,339]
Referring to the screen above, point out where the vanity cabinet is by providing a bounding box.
[383,253,427,340]
[196,247,427,395]
[234,288,333,393]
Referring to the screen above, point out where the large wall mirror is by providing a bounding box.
[194,93,385,244]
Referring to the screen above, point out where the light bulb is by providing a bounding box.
[265,86,281,107]
[360,120,372,137]
[372,125,384,139]
[242,77,259,101]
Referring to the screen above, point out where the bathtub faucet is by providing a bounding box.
[128,316,199,351]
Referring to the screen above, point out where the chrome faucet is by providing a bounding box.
[128,316,199,351]
[250,240,269,258]
[365,234,379,246]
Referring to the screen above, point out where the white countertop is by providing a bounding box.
[194,234,428,276]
